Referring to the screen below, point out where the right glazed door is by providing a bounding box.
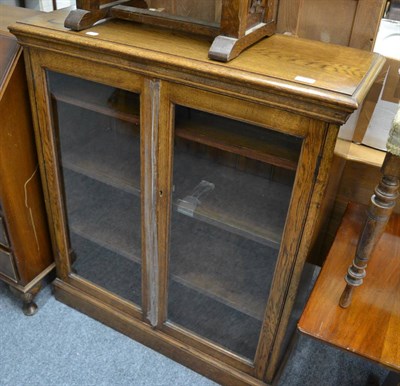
[158,83,323,379]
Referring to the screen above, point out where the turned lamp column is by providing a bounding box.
[339,107,400,308]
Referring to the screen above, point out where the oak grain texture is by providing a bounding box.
[298,202,400,371]
[10,9,383,385]
[9,10,385,123]
[263,121,339,382]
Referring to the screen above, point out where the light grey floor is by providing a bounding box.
[0,280,388,386]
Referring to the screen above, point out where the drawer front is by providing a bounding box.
[0,216,10,248]
[0,248,17,282]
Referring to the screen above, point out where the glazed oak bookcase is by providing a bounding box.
[10,9,383,386]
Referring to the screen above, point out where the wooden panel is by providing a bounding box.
[0,216,10,248]
[276,0,386,51]
[299,203,400,371]
[297,0,358,46]
[0,248,17,281]
[349,0,387,51]
[0,38,53,284]
[276,0,302,36]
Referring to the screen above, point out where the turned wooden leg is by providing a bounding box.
[21,291,39,316]
[9,282,42,316]
[340,153,400,308]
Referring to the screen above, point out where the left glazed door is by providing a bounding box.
[45,67,145,310]
[31,52,150,315]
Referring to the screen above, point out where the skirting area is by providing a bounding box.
[0,280,388,386]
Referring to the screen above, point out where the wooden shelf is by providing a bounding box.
[70,232,142,305]
[58,104,291,249]
[175,108,301,171]
[173,149,291,249]
[168,280,263,360]
[64,169,142,262]
[71,223,316,361]
[51,76,296,250]
[50,72,140,124]
[70,228,264,360]
[63,169,277,321]
[58,106,141,196]
[170,213,277,321]
[62,138,290,248]
[51,74,300,173]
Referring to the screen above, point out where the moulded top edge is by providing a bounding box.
[8,9,385,119]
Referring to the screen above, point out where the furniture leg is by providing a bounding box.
[9,281,42,316]
[340,154,400,308]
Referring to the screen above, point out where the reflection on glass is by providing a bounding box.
[167,107,302,360]
[145,0,221,24]
[47,72,142,306]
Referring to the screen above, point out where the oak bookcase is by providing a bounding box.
[10,9,383,385]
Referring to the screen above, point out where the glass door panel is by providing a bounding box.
[167,106,302,360]
[47,72,142,306]
[144,0,221,25]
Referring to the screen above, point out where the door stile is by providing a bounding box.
[155,82,174,326]
[264,122,339,383]
[141,78,161,326]
[253,118,328,381]
[23,49,71,281]
[142,78,173,327]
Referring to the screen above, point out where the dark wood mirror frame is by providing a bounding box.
[64,0,277,62]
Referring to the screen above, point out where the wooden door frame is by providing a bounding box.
[156,81,338,382]
[23,47,147,321]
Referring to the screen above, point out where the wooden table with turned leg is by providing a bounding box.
[298,108,400,382]
[299,202,400,369]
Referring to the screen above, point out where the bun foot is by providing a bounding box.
[22,299,38,316]
[9,282,41,316]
